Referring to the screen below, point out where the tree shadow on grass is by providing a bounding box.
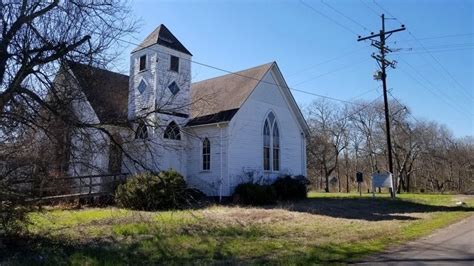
[274,197,474,221]
[0,232,396,265]
[0,234,243,265]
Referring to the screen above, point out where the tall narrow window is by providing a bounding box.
[202,138,211,171]
[135,121,148,139]
[164,121,181,140]
[263,120,271,171]
[170,55,179,72]
[273,122,280,171]
[139,55,146,71]
[263,111,280,171]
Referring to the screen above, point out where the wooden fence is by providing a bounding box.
[10,173,129,201]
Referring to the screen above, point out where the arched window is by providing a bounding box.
[263,120,271,171]
[164,121,181,140]
[135,121,148,139]
[263,111,280,171]
[273,122,280,171]
[202,138,210,171]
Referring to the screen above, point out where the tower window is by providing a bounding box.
[170,55,179,72]
[168,81,180,95]
[139,55,146,71]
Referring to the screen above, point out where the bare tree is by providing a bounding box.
[305,96,473,194]
[0,0,138,233]
[306,99,348,192]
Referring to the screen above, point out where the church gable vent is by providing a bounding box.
[168,81,180,95]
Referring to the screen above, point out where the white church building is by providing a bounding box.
[60,25,308,197]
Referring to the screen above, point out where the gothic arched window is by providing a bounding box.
[135,121,148,139]
[202,138,210,171]
[272,122,280,171]
[164,121,181,140]
[263,111,280,171]
[263,120,271,171]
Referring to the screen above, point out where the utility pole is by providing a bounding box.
[357,14,405,199]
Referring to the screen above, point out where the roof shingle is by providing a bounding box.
[132,24,192,55]
[67,62,129,124]
[65,61,276,127]
[189,62,274,124]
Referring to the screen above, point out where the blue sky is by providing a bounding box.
[116,0,473,137]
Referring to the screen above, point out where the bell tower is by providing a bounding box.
[128,24,192,124]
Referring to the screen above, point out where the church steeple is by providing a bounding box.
[128,24,192,130]
[132,24,192,56]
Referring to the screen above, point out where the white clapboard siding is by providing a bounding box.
[185,124,229,197]
[227,69,306,193]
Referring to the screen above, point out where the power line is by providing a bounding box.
[348,87,380,101]
[287,45,370,77]
[392,47,474,55]
[320,0,371,32]
[371,0,473,102]
[299,0,360,36]
[407,31,473,101]
[372,0,401,24]
[399,43,474,50]
[359,0,380,17]
[335,94,384,124]
[398,58,469,114]
[116,37,373,107]
[292,57,370,87]
[396,60,472,118]
[387,90,421,124]
[388,33,473,42]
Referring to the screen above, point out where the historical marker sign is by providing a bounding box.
[371,172,395,198]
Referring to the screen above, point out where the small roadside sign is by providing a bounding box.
[371,172,396,198]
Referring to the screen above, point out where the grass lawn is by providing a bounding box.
[2,193,473,265]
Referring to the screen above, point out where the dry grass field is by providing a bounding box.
[2,193,473,265]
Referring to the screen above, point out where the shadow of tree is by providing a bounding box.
[1,234,256,265]
[274,197,474,221]
[2,197,473,264]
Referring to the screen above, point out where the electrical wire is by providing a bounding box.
[372,0,473,101]
[299,0,360,36]
[388,33,473,43]
[320,0,371,32]
[392,47,474,55]
[116,37,374,107]
[359,0,380,17]
[292,57,370,87]
[396,60,472,118]
[287,45,370,77]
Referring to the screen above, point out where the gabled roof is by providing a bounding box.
[67,61,129,124]
[188,62,273,125]
[132,24,192,55]
[187,62,309,136]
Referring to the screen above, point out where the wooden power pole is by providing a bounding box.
[357,14,405,199]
